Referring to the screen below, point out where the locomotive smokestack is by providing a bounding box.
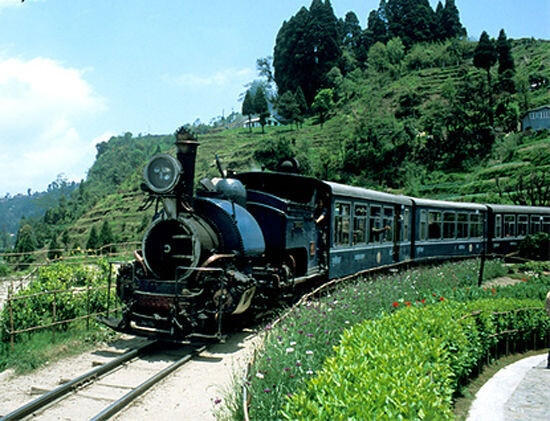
[174,126,199,198]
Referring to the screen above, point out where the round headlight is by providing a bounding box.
[143,154,182,194]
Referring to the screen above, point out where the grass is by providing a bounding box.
[225,259,549,420]
[0,321,119,374]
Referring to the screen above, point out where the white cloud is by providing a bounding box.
[173,67,254,88]
[0,0,21,10]
[0,57,106,195]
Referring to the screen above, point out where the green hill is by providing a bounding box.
[4,37,550,259]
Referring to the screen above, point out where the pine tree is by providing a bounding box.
[496,29,516,94]
[253,87,270,134]
[497,29,515,74]
[364,1,389,50]
[385,0,435,47]
[242,90,254,133]
[86,226,99,254]
[439,0,466,40]
[473,31,497,86]
[273,7,312,100]
[48,235,62,260]
[14,224,37,268]
[273,1,341,105]
[99,220,115,255]
[276,91,301,128]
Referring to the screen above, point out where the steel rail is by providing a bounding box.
[0,341,157,421]
[91,344,207,421]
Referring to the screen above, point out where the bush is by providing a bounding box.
[1,262,112,342]
[519,232,550,260]
[282,299,548,420]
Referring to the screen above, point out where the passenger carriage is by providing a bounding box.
[410,198,486,261]
[486,204,550,256]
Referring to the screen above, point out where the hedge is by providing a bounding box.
[281,298,549,420]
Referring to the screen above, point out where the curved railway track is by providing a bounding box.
[1,341,207,421]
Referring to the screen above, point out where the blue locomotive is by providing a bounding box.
[102,130,550,340]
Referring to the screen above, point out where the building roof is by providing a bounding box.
[521,104,550,119]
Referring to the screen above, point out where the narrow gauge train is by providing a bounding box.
[101,133,550,341]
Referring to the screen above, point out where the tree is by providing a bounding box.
[473,31,497,125]
[253,87,270,134]
[385,0,436,48]
[86,226,99,253]
[273,1,342,105]
[242,90,254,133]
[311,88,335,127]
[496,29,514,74]
[496,29,515,94]
[436,0,466,40]
[364,0,388,50]
[99,220,115,255]
[48,235,62,260]
[13,224,37,269]
[276,91,301,128]
[473,31,497,86]
[340,11,362,52]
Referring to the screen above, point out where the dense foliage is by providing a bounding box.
[283,298,548,419]
[0,262,113,343]
[234,260,550,420]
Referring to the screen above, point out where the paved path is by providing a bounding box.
[467,353,550,421]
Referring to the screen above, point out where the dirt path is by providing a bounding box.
[0,331,261,420]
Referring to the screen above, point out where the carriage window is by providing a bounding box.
[517,215,528,236]
[530,216,541,234]
[403,208,410,241]
[382,207,393,242]
[334,202,351,246]
[443,212,456,239]
[504,215,516,237]
[457,213,468,238]
[470,214,482,238]
[353,204,367,245]
[428,211,442,240]
[420,210,428,241]
[495,214,502,238]
[369,206,382,243]
[543,216,550,234]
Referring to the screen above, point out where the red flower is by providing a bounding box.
[439,296,445,301]
[392,302,399,308]
[405,301,411,307]
[421,299,426,304]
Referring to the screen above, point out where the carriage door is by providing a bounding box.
[393,205,401,262]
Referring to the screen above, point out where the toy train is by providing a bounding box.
[101,130,550,341]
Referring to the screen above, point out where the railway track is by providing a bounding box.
[1,341,207,420]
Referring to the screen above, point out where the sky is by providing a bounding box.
[0,0,548,197]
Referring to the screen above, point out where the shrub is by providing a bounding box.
[282,299,548,420]
[1,261,111,342]
[519,232,550,260]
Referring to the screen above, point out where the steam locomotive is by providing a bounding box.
[101,129,550,341]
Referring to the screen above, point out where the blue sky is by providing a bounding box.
[0,0,548,196]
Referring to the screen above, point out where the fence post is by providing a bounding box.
[86,276,90,330]
[107,262,112,316]
[52,292,56,343]
[8,283,14,352]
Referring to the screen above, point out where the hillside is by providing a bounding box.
[4,37,550,257]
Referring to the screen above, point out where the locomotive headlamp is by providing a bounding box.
[143,154,182,194]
